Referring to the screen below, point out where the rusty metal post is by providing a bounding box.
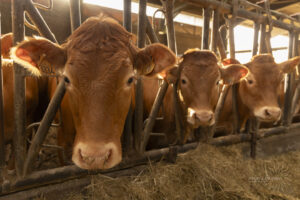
[12,0,26,178]
[141,81,168,151]
[123,0,131,32]
[211,9,219,53]
[283,31,295,126]
[201,7,211,50]
[0,13,5,169]
[69,0,81,32]
[252,22,260,56]
[134,0,147,153]
[25,0,57,43]
[23,79,66,176]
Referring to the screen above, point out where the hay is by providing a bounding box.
[65,143,300,200]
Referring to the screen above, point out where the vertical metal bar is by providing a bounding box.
[12,0,26,178]
[141,81,169,151]
[201,7,210,50]
[283,31,295,126]
[69,0,81,32]
[228,18,240,134]
[163,0,182,144]
[250,118,259,158]
[211,9,219,53]
[23,79,66,176]
[217,26,227,60]
[259,23,267,54]
[25,0,57,43]
[290,33,299,121]
[164,0,177,54]
[252,22,260,56]
[0,13,6,168]
[122,0,133,154]
[123,0,131,32]
[146,17,160,43]
[134,0,147,153]
[207,85,230,139]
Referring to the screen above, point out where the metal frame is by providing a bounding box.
[1,0,300,196]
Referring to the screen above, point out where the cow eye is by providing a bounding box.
[64,76,70,84]
[247,79,253,84]
[216,80,220,85]
[181,79,187,84]
[127,77,134,85]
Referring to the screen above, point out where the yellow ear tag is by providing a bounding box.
[38,53,55,75]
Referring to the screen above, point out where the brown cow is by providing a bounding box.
[1,33,48,169]
[143,49,248,146]
[11,16,176,170]
[218,54,300,134]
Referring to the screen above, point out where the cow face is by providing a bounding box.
[240,54,300,122]
[167,49,248,128]
[11,16,176,170]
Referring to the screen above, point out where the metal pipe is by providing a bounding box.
[183,0,300,32]
[0,13,5,168]
[25,0,57,43]
[69,0,81,32]
[146,17,160,43]
[252,22,260,56]
[134,0,147,153]
[217,27,226,60]
[207,85,230,139]
[201,7,210,50]
[122,104,133,154]
[123,0,132,32]
[141,81,169,151]
[12,0,26,178]
[23,78,66,176]
[211,9,219,53]
[163,0,177,54]
[0,142,198,195]
[259,23,267,54]
[283,31,295,126]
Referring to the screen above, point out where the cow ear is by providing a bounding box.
[166,67,179,84]
[10,37,66,76]
[134,43,176,76]
[219,64,249,85]
[222,58,241,66]
[278,56,300,74]
[1,33,13,58]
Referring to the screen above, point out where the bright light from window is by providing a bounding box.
[83,0,289,63]
[83,0,203,25]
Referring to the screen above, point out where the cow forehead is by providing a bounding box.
[181,63,220,80]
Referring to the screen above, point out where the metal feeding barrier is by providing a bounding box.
[0,0,300,197]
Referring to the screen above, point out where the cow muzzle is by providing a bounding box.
[72,142,122,170]
[187,108,215,127]
[254,106,281,122]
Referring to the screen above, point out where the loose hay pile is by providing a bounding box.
[66,143,300,200]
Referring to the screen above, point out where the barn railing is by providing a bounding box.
[1,0,300,197]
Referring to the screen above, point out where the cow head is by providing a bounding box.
[240,54,300,122]
[167,49,248,128]
[11,16,176,169]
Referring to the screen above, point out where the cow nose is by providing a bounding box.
[72,142,121,170]
[194,110,215,126]
[264,107,281,119]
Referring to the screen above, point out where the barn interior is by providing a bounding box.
[1,0,300,199]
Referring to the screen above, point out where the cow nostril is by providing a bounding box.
[265,109,271,116]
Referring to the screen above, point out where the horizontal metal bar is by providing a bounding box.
[184,0,300,32]
[0,142,198,195]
